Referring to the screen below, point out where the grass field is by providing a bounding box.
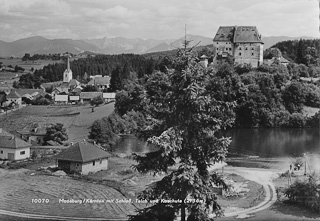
[0,103,115,142]
[0,168,136,219]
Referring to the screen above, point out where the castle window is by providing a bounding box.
[239,52,242,56]
[252,53,254,56]
[239,47,242,50]
[252,47,254,50]
[245,47,248,50]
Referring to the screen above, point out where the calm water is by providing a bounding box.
[114,129,320,158]
[225,128,320,157]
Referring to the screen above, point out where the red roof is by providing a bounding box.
[54,141,111,163]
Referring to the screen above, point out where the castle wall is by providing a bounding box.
[214,41,233,56]
[234,43,262,67]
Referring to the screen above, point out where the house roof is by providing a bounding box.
[17,124,47,136]
[15,89,45,98]
[80,92,102,99]
[7,90,21,98]
[54,141,111,163]
[0,129,30,149]
[88,76,110,86]
[213,26,263,44]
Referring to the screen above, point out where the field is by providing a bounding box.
[0,57,62,72]
[0,103,115,142]
[0,168,136,219]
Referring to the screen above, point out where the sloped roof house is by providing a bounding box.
[54,141,111,175]
[0,128,31,160]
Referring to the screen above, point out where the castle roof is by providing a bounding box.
[54,141,111,163]
[213,26,263,44]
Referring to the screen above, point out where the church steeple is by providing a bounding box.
[67,54,70,71]
[63,53,73,83]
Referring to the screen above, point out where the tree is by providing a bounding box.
[90,95,104,106]
[129,45,235,221]
[44,123,68,145]
[282,82,306,113]
[82,85,99,92]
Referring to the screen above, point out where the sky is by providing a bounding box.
[0,0,319,42]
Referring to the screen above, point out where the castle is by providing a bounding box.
[213,26,264,67]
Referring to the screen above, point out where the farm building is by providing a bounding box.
[88,76,110,90]
[54,141,111,175]
[0,128,31,160]
[103,93,116,102]
[80,92,103,103]
[17,123,47,145]
[213,26,264,67]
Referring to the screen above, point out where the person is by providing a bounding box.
[290,164,292,171]
[297,164,300,170]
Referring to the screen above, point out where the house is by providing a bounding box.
[213,26,264,67]
[54,94,69,103]
[88,76,110,90]
[79,92,103,103]
[0,128,31,160]
[6,90,22,106]
[54,141,111,175]
[17,123,48,145]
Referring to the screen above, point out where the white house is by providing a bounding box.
[54,141,111,175]
[0,128,31,160]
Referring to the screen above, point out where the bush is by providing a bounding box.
[284,175,320,213]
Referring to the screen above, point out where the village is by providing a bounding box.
[0,20,319,221]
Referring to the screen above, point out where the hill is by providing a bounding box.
[262,36,315,49]
[0,35,317,57]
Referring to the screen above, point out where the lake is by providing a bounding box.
[114,129,320,157]
[225,128,320,157]
[113,129,320,171]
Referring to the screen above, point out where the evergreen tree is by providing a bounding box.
[129,46,235,221]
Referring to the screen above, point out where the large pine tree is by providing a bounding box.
[129,45,235,221]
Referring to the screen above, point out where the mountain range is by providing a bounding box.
[0,35,316,57]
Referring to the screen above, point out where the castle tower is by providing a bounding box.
[63,54,72,83]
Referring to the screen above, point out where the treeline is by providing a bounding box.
[22,53,65,61]
[17,54,164,89]
[271,39,320,66]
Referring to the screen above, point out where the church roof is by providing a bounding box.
[213,26,263,43]
[54,141,111,163]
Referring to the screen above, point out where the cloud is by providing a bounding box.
[0,0,318,41]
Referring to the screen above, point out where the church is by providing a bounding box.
[213,26,264,67]
[52,54,81,96]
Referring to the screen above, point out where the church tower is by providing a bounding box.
[63,54,72,83]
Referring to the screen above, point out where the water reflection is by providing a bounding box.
[225,128,320,157]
